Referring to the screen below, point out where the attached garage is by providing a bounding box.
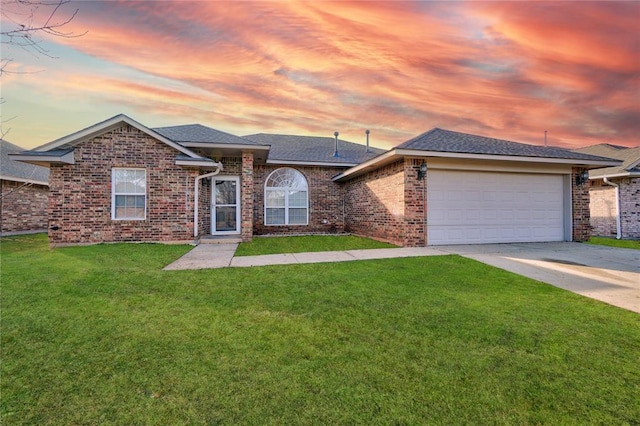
[427,169,568,245]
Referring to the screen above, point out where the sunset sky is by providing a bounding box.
[2,1,638,150]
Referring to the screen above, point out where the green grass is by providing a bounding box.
[234,234,397,256]
[587,236,640,250]
[2,234,639,425]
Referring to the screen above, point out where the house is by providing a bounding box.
[1,139,50,235]
[572,144,640,239]
[11,114,619,247]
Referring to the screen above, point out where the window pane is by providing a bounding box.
[215,180,236,205]
[114,169,146,194]
[288,190,307,208]
[215,206,237,231]
[266,190,285,207]
[266,208,285,225]
[266,168,307,189]
[288,208,307,224]
[115,195,145,219]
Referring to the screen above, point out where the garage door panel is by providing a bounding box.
[427,170,566,245]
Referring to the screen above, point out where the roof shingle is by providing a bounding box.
[396,128,617,162]
[1,140,49,184]
[244,133,385,165]
[153,124,264,146]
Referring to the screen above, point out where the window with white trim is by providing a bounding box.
[265,168,308,225]
[112,168,146,220]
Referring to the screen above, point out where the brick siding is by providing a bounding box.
[253,165,346,236]
[619,177,640,238]
[48,125,199,246]
[0,180,49,234]
[571,167,591,242]
[343,160,407,246]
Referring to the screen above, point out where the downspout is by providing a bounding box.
[603,177,621,239]
[194,168,222,238]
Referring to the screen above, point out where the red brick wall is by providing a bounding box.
[343,160,407,246]
[619,177,640,238]
[48,125,199,245]
[403,158,426,247]
[571,167,591,242]
[241,151,254,242]
[0,180,49,234]
[253,165,346,235]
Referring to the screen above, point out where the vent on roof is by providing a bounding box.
[333,131,339,157]
[366,129,370,153]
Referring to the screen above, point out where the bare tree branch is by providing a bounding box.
[1,0,86,75]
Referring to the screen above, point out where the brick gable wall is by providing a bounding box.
[48,125,198,246]
[0,180,49,234]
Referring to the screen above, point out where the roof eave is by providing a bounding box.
[394,149,622,166]
[0,175,49,186]
[33,114,203,159]
[267,159,358,167]
[175,159,224,169]
[181,142,270,150]
[332,149,623,182]
[9,150,75,166]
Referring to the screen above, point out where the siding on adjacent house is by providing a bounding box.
[0,180,49,234]
[588,177,639,239]
[48,125,199,246]
[619,177,640,238]
[589,181,618,237]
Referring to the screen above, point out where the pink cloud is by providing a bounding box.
[6,1,638,148]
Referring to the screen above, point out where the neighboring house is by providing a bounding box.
[11,114,619,247]
[573,144,640,239]
[1,140,50,235]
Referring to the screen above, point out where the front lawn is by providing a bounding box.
[2,235,638,425]
[235,234,396,256]
[587,236,640,250]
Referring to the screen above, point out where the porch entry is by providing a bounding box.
[212,176,240,235]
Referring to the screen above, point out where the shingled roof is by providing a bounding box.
[244,133,385,165]
[1,140,49,185]
[572,143,640,178]
[396,128,617,162]
[154,124,265,146]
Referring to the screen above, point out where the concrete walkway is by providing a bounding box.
[163,244,446,270]
[163,242,639,314]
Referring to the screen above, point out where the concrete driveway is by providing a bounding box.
[437,242,639,314]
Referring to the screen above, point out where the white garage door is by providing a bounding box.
[427,170,566,245]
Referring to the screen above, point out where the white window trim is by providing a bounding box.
[264,168,309,226]
[111,168,147,221]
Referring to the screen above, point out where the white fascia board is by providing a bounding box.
[590,171,639,180]
[266,159,357,167]
[626,158,640,171]
[0,175,48,186]
[395,149,622,167]
[175,159,224,169]
[9,151,75,165]
[182,142,270,151]
[34,114,201,159]
[332,150,402,181]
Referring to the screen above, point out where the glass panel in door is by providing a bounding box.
[213,178,239,234]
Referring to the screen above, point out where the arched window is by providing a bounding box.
[264,168,308,225]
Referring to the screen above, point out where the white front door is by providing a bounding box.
[212,177,240,235]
